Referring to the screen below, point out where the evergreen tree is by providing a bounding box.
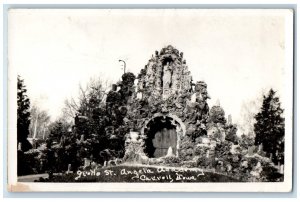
[254,89,285,164]
[47,121,69,146]
[44,120,74,172]
[17,75,32,151]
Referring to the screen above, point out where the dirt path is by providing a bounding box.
[18,173,48,182]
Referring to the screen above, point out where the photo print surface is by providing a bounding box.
[7,9,293,192]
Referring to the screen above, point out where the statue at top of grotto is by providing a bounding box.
[191,81,210,103]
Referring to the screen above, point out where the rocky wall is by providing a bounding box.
[123,45,212,161]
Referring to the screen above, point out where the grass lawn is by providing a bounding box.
[40,165,239,182]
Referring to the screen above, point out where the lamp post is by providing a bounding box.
[119,59,126,74]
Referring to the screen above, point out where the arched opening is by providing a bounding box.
[162,56,174,67]
[143,115,184,158]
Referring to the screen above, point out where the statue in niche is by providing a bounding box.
[166,147,174,157]
[162,62,172,99]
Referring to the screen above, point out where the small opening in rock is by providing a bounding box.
[144,116,179,158]
[162,57,173,66]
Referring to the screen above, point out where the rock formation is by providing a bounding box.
[68,45,281,182]
[122,45,212,161]
[86,45,238,164]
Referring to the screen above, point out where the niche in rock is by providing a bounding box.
[161,57,174,99]
[144,116,181,158]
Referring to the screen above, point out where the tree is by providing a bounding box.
[17,75,32,151]
[44,119,75,173]
[42,73,136,172]
[47,120,70,146]
[29,104,51,140]
[44,76,111,170]
[254,89,285,164]
[71,77,110,162]
[238,134,255,149]
[71,73,135,163]
[62,76,110,121]
[237,97,262,137]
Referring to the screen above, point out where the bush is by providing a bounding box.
[195,156,215,168]
[179,136,196,161]
[163,156,181,166]
[214,141,232,159]
[181,160,197,168]
[260,163,283,182]
[194,144,210,156]
[18,149,44,176]
[235,154,283,182]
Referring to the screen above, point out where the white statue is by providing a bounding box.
[66,164,72,174]
[280,164,284,174]
[84,158,90,168]
[166,146,174,157]
[162,63,172,98]
[129,131,139,142]
[136,92,143,100]
[18,142,22,151]
[206,150,210,158]
[190,92,203,103]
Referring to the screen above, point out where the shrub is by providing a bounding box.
[179,136,196,161]
[214,141,232,159]
[196,156,207,167]
[194,144,210,156]
[181,160,197,168]
[260,163,283,182]
[236,154,283,182]
[18,149,44,176]
[163,156,181,166]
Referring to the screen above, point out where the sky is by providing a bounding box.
[8,9,291,128]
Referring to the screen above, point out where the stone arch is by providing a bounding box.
[141,113,186,157]
[141,113,186,136]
